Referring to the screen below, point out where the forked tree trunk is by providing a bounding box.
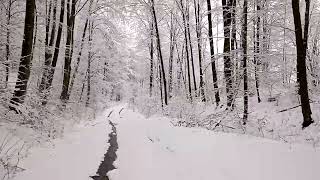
[291,0,313,128]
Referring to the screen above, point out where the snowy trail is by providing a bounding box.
[108,105,320,180]
[11,106,122,180]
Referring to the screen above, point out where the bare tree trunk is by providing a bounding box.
[42,0,65,105]
[61,0,76,103]
[180,0,192,101]
[194,0,205,102]
[86,20,94,107]
[242,0,248,124]
[149,20,154,97]
[39,0,57,94]
[254,0,261,103]
[5,0,13,89]
[10,0,36,111]
[69,19,88,97]
[186,0,197,94]
[206,0,220,106]
[291,0,313,128]
[151,0,168,105]
[222,0,234,108]
[168,11,176,98]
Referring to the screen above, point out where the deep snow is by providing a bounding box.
[9,104,320,180]
[110,105,320,180]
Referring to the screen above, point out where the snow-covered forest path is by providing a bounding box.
[108,104,320,180]
[12,104,320,180]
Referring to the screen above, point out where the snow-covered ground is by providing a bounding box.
[110,105,320,180]
[11,107,114,180]
[8,104,320,180]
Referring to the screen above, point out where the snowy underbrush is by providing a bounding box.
[0,95,99,179]
[135,91,320,147]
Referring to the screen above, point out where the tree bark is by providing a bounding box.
[149,20,154,97]
[39,0,57,94]
[194,0,205,102]
[168,11,176,98]
[10,0,36,111]
[61,0,76,103]
[291,0,313,128]
[180,0,192,101]
[86,20,94,107]
[206,0,220,106]
[42,0,65,105]
[242,0,248,124]
[151,0,168,105]
[186,0,197,94]
[254,0,261,103]
[222,0,234,108]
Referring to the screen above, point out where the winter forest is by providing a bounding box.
[1,0,320,179]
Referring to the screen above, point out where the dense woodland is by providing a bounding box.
[1,0,320,163]
[1,0,320,178]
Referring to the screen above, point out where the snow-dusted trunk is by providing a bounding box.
[42,0,65,105]
[194,0,205,102]
[222,0,234,108]
[10,0,36,111]
[206,0,220,106]
[186,0,197,94]
[168,11,176,99]
[151,0,168,105]
[149,20,154,97]
[61,0,76,103]
[39,0,57,95]
[254,0,261,103]
[86,20,94,107]
[291,0,313,128]
[181,0,192,102]
[242,0,248,123]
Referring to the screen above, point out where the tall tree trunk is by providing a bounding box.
[42,0,65,105]
[253,0,262,103]
[206,0,220,106]
[242,0,248,124]
[151,0,168,105]
[69,19,88,98]
[194,0,205,102]
[186,0,197,94]
[291,0,313,128]
[222,0,234,108]
[180,0,192,101]
[168,11,176,99]
[61,0,76,103]
[86,20,94,107]
[39,0,57,94]
[149,20,154,97]
[10,0,36,111]
[5,0,13,89]
[69,0,93,98]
